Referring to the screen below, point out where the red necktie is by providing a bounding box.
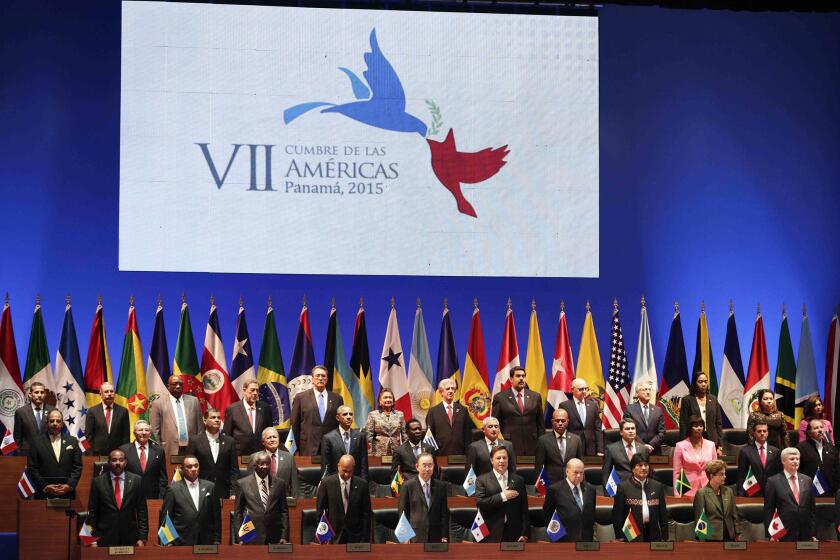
[271,453,277,476]
[447,405,453,425]
[759,445,766,467]
[627,444,634,460]
[105,406,112,432]
[139,445,147,472]
[517,392,524,413]
[114,476,122,509]
[790,475,799,504]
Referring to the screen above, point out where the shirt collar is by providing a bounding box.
[340,427,352,438]
[110,472,124,482]
[135,440,147,450]
[565,478,578,492]
[206,430,219,441]
[485,437,497,447]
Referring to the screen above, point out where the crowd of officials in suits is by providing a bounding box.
[13,365,840,546]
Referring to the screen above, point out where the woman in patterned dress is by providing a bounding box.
[746,388,789,451]
[365,388,407,456]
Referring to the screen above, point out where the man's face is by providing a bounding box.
[572,382,588,401]
[337,459,354,481]
[100,385,115,406]
[566,462,584,486]
[243,383,259,405]
[753,424,769,445]
[491,450,509,476]
[134,423,151,445]
[407,422,424,444]
[636,385,652,404]
[253,457,270,479]
[109,451,127,476]
[168,376,184,399]
[808,420,825,442]
[551,410,569,435]
[621,422,637,443]
[262,431,279,453]
[511,369,526,391]
[337,408,354,430]
[312,368,328,391]
[482,420,499,441]
[416,456,434,481]
[29,385,46,406]
[204,410,221,432]
[183,458,200,482]
[632,461,649,481]
[47,412,63,435]
[439,382,455,403]
[782,453,800,473]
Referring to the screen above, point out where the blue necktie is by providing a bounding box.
[573,485,583,510]
[577,401,586,425]
[318,393,326,423]
[175,399,188,444]
[35,408,42,430]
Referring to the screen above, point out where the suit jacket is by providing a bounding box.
[622,402,665,452]
[491,388,543,456]
[398,476,450,543]
[542,480,596,542]
[602,438,648,484]
[321,428,369,480]
[13,403,55,456]
[475,470,529,542]
[316,474,371,543]
[425,401,472,456]
[27,433,83,499]
[558,399,604,455]
[679,395,723,447]
[246,448,300,497]
[160,479,221,545]
[290,389,343,456]
[391,441,438,481]
[84,402,130,456]
[764,472,815,541]
[465,439,516,477]
[797,437,838,496]
[692,485,741,541]
[613,477,669,541]
[185,431,240,500]
[87,471,149,546]
[534,431,584,486]
[234,473,289,544]
[736,442,781,497]
[149,393,203,457]
[223,400,273,457]
[119,441,168,499]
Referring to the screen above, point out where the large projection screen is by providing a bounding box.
[119,1,599,277]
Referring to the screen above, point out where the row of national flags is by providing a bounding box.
[1,294,839,443]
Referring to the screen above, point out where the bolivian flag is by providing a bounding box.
[622,511,641,541]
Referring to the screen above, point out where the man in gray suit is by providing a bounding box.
[149,375,203,457]
[398,453,450,543]
[535,408,583,486]
[159,455,221,545]
[234,451,289,544]
[465,416,515,476]
[602,418,648,483]
[622,383,665,454]
[290,365,343,456]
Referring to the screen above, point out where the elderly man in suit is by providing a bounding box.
[224,379,273,457]
[535,408,583,486]
[253,426,299,497]
[465,416,516,477]
[234,451,289,544]
[764,447,816,541]
[559,378,604,456]
[291,365,344,456]
[14,381,55,455]
[159,455,221,545]
[490,366,543,456]
[149,375,203,457]
[88,448,148,547]
[27,409,83,499]
[119,420,168,499]
[622,383,665,454]
[391,418,438,481]
[322,405,369,480]
[83,382,130,457]
[185,407,239,501]
[475,446,529,542]
[737,420,781,497]
[398,452,449,543]
[797,418,838,496]
[425,378,472,456]
[542,458,596,542]
[316,454,371,543]
[602,418,648,484]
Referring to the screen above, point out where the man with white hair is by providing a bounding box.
[465,416,515,476]
[425,378,472,456]
[84,382,130,456]
[250,426,299,497]
[622,383,665,454]
[559,378,604,456]
[764,447,816,541]
[119,419,168,499]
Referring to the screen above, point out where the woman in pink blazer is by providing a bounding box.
[673,415,718,497]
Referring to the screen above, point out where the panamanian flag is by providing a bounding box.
[470,510,490,542]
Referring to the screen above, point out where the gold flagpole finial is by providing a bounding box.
[390,296,395,309]
[560,300,565,313]
[506,297,512,310]
[613,298,619,311]
[66,293,71,307]
[531,299,536,311]
[585,300,591,313]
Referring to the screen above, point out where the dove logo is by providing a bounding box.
[284,28,509,218]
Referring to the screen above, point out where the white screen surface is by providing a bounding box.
[119,1,599,277]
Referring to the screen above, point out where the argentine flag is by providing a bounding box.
[604,466,621,497]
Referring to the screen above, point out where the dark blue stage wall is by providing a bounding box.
[1,2,839,395]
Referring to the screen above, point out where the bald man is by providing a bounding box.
[316,455,371,543]
[84,382,130,456]
[558,378,604,456]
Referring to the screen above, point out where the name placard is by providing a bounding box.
[170,455,184,464]
[796,541,819,550]
[424,543,449,552]
[576,542,600,551]
[516,455,535,464]
[724,542,747,550]
[286,497,297,507]
[380,455,393,464]
[108,546,135,556]
[311,456,321,464]
[447,455,466,465]
[46,498,71,508]
[650,541,674,551]
[500,542,524,551]
[269,543,294,553]
[346,543,371,552]
[648,456,669,464]
[192,544,218,554]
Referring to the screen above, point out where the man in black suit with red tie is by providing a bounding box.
[542,458,596,542]
[475,446,529,543]
[185,407,239,501]
[84,382,130,456]
[398,453,449,543]
[737,421,780,497]
[13,382,55,456]
[119,420,168,499]
[290,365,343,456]
[491,366,544,456]
[88,448,148,547]
[425,378,472,456]
[558,378,604,456]
[223,379,273,457]
[316,454,371,544]
[764,447,816,541]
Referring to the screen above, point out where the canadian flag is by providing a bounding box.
[768,510,786,541]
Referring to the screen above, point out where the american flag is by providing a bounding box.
[603,302,631,428]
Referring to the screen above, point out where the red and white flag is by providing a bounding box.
[742,309,771,427]
[546,305,575,421]
[470,510,491,542]
[79,522,99,547]
[77,433,91,453]
[17,469,37,499]
[1,427,18,455]
[379,305,412,419]
[768,509,786,541]
[202,303,237,418]
[0,298,25,436]
[491,303,520,396]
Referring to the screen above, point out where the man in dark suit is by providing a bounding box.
[425,378,472,456]
[602,418,649,484]
[119,419,168,499]
[159,455,221,545]
[321,405,369,481]
[391,418,437,481]
[622,383,665,454]
[398,452,450,543]
[255,426,299,497]
[13,381,55,456]
[465,416,515,476]
[27,409,82,499]
[185,407,239,501]
[612,454,669,542]
[475,446,529,542]
[290,365,344,456]
[84,382,130,457]
[797,419,838,496]
[535,408,583,486]
[737,421,781,497]
[316,454,371,543]
[234,451,289,544]
[558,378,604,456]
[542,458,596,542]
[490,366,543,456]
[223,379,273,457]
[88,448,148,547]
[764,447,816,541]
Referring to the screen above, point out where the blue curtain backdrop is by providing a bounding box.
[1,2,839,395]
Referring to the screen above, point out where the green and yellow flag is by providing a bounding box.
[173,296,205,409]
[675,467,692,497]
[115,299,148,437]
